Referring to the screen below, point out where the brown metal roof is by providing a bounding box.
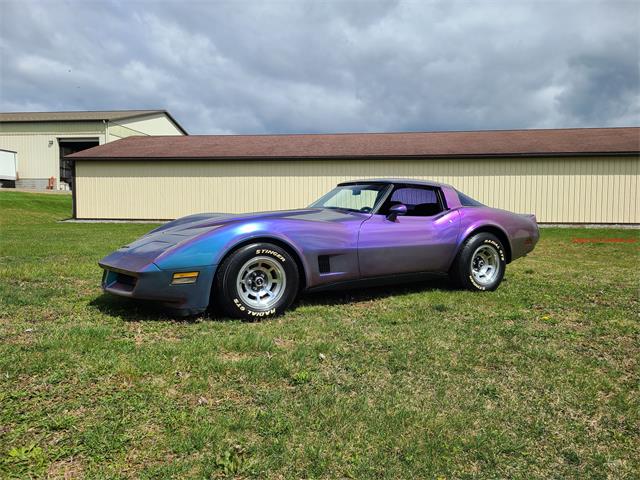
[0,109,188,134]
[68,127,639,160]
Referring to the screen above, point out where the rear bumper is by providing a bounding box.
[99,258,216,316]
[510,222,540,261]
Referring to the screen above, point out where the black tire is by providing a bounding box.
[214,243,299,320]
[449,233,506,291]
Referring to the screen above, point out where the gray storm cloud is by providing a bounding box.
[0,0,638,134]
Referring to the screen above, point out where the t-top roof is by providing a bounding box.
[0,109,188,134]
[339,178,450,188]
[69,127,639,160]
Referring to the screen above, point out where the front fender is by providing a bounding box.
[153,221,310,282]
[215,231,311,287]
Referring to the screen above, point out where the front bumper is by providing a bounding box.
[99,253,216,316]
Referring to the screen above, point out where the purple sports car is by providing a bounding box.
[99,179,539,319]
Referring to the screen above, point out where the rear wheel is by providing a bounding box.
[215,243,299,320]
[449,233,506,291]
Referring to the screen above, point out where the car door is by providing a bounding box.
[357,185,461,277]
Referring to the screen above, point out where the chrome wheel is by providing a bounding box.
[470,245,500,286]
[236,256,287,310]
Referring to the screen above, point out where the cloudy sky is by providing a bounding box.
[0,0,638,134]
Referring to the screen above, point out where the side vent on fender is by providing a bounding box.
[318,255,331,274]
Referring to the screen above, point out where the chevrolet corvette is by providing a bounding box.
[99,179,539,319]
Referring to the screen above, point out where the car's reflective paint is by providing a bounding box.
[358,210,461,276]
[99,180,539,315]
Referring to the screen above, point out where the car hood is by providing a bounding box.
[146,208,363,236]
[101,208,365,272]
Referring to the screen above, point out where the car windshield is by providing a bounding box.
[309,184,391,212]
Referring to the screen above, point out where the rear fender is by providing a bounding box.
[456,221,513,264]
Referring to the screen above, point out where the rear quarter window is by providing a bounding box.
[457,190,484,207]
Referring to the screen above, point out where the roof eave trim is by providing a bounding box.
[68,151,640,161]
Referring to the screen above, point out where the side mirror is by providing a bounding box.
[386,203,407,221]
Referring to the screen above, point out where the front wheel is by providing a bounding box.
[214,243,299,320]
[449,233,506,291]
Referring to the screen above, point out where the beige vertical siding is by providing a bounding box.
[107,124,147,141]
[75,156,640,223]
[116,113,184,136]
[0,122,105,180]
[107,114,185,141]
[0,121,105,134]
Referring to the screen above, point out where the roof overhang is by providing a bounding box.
[67,127,640,161]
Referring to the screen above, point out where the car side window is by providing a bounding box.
[457,190,484,207]
[380,186,444,217]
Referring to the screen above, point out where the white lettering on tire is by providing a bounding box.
[255,249,286,262]
[483,239,505,261]
[233,297,276,317]
[468,274,487,290]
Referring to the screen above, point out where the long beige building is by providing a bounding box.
[0,110,186,190]
[70,127,639,224]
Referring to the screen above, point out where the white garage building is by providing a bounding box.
[0,110,187,190]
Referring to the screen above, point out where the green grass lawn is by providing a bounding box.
[0,191,638,479]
